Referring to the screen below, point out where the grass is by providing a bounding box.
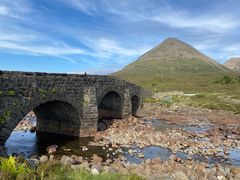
[0,156,31,179]
[37,162,144,180]
[177,93,240,113]
[146,92,240,113]
[0,157,145,180]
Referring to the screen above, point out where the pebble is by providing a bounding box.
[82,146,89,151]
[138,153,145,158]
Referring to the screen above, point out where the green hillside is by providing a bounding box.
[112,38,237,93]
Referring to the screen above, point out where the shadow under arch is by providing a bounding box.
[131,95,140,116]
[97,91,123,131]
[2,99,82,157]
[98,91,123,119]
[34,100,81,137]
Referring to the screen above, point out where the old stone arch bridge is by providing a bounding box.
[0,71,143,144]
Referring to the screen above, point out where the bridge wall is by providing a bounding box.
[0,71,143,144]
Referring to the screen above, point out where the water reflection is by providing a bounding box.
[5,131,37,158]
[5,130,119,160]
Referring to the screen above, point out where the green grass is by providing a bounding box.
[180,93,240,113]
[147,92,240,113]
[37,162,144,180]
[0,157,144,180]
[0,156,31,179]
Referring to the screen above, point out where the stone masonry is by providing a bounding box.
[0,71,143,144]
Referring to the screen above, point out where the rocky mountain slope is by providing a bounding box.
[224,58,240,73]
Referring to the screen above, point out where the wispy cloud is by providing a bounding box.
[56,0,97,14]
[152,14,239,33]
[0,0,32,19]
[83,38,151,59]
[0,41,85,56]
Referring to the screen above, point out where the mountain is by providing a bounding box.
[112,38,234,92]
[224,58,240,73]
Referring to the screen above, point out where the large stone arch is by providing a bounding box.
[0,94,82,144]
[98,91,123,119]
[131,95,140,116]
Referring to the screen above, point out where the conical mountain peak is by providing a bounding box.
[112,37,233,91]
[138,37,214,63]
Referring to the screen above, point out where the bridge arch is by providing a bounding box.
[131,95,140,116]
[0,95,82,144]
[34,100,81,136]
[98,91,123,119]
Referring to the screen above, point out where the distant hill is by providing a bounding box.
[112,38,234,92]
[224,58,240,73]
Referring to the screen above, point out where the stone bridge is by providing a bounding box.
[0,71,143,144]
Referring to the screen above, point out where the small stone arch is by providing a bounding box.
[131,95,140,116]
[98,91,123,119]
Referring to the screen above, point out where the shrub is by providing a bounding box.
[7,90,16,96]
[0,156,31,179]
[215,75,234,84]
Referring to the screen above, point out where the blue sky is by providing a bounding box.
[0,0,240,74]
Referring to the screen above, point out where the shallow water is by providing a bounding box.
[3,119,240,167]
[182,123,213,133]
[229,149,240,166]
[5,131,119,160]
[123,146,172,164]
[150,119,213,133]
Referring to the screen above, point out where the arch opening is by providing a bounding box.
[131,95,140,116]
[34,100,80,137]
[3,100,81,157]
[98,91,123,131]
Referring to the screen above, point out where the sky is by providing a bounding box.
[0,0,240,74]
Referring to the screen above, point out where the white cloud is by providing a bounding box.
[56,0,97,14]
[0,0,32,19]
[0,5,8,15]
[152,13,239,33]
[0,41,85,56]
[83,38,151,59]
[61,0,239,33]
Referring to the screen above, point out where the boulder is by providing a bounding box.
[172,170,189,180]
[60,155,73,165]
[91,164,102,175]
[46,145,58,154]
[82,146,89,151]
[39,155,48,163]
[92,154,103,164]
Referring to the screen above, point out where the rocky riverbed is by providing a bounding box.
[5,104,240,179]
